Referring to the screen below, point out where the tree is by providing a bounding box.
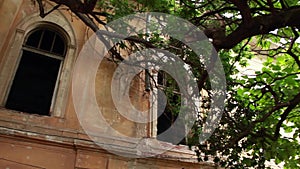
[35,0,300,168]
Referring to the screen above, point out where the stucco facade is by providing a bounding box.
[0,1,216,168]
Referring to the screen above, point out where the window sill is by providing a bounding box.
[0,107,67,134]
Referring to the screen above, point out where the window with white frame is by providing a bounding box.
[3,27,67,116]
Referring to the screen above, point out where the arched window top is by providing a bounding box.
[25,28,66,56]
[5,26,68,116]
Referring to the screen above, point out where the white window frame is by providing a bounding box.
[0,12,77,117]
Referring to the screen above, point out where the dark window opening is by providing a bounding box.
[25,29,66,56]
[5,28,66,115]
[156,71,186,145]
[40,30,55,51]
[25,30,42,48]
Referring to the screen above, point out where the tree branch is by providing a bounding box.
[274,92,300,139]
[287,27,300,68]
[229,0,252,22]
[36,0,61,18]
[214,6,300,49]
[48,0,96,13]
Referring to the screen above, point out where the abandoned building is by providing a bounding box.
[0,1,216,168]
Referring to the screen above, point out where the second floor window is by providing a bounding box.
[5,28,66,116]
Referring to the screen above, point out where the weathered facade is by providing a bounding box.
[0,1,216,168]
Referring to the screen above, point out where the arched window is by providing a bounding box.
[5,28,67,115]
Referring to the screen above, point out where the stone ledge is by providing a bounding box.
[0,126,214,167]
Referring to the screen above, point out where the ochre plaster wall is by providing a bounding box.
[0,1,216,168]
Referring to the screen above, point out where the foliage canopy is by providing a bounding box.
[36,0,300,168]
